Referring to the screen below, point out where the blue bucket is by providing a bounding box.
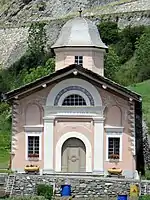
[61,184,71,196]
[117,195,128,200]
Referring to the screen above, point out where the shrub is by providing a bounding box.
[37,184,53,200]
[139,195,150,200]
[8,196,46,200]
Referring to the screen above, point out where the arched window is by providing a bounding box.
[62,94,86,106]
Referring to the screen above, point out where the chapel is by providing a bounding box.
[5,12,144,178]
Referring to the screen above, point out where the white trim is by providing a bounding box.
[25,132,42,161]
[46,78,102,106]
[43,106,105,118]
[43,117,54,171]
[55,132,92,172]
[105,126,124,133]
[24,125,43,132]
[58,90,91,106]
[106,131,123,162]
[93,117,104,173]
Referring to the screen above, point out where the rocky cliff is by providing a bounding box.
[0,0,150,68]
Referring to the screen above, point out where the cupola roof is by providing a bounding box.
[51,17,107,49]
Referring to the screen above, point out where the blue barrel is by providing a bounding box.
[117,195,128,200]
[61,184,71,196]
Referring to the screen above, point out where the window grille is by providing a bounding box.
[75,56,83,66]
[28,136,39,157]
[108,138,120,159]
[62,94,86,106]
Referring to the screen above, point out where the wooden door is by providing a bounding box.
[61,138,86,172]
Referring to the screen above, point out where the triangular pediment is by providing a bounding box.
[4,64,141,102]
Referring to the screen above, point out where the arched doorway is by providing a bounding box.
[61,138,86,173]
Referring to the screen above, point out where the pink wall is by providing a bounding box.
[11,84,55,171]
[11,77,135,173]
[54,119,94,169]
[55,47,105,76]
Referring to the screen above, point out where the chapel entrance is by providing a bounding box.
[61,138,86,173]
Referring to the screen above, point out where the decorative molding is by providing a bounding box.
[100,89,128,109]
[24,125,44,132]
[46,78,102,106]
[54,86,94,106]
[43,106,105,117]
[128,101,135,155]
[105,126,124,133]
[93,117,104,123]
[12,100,20,153]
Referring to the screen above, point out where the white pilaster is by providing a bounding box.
[93,117,104,173]
[43,117,54,172]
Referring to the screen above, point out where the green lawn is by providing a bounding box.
[0,152,9,169]
[128,79,150,128]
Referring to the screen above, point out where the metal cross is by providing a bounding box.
[79,8,82,17]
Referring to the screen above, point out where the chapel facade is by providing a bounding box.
[6,14,144,178]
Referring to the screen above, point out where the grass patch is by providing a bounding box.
[128,79,150,131]
[0,169,13,174]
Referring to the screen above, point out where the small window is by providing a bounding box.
[108,138,120,159]
[62,94,86,106]
[28,136,39,158]
[75,56,83,66]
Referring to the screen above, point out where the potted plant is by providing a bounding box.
[109,154,119,162]
[28,153,39,157]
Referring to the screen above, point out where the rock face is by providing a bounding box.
[0,0,121,23]
[0,0,150,68]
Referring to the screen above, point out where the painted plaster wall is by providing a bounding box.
[54,119,94,170]
[98,87,135,172]
[11,84,55,171]
[11,77,134,173]
[55,48,104,76]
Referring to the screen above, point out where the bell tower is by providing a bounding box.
[51,10,107,76]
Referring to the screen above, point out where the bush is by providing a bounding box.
[139,195,150,200]
[37,184,53,200]
[8,196,46,200]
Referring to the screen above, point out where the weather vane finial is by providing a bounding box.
[79,8,82,17]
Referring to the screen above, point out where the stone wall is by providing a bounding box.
[7,174,150,197]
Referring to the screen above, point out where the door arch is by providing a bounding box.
[55,132,92,172]
[61,138,86,172]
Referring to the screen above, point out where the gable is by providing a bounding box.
[4,64,141,103]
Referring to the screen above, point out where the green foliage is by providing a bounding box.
[27,22,46,57]
[115,25,145,64]
[97,21,119,45]
[129,80,150,131]
[22,58,55,84]
[142,170,150,180]
[11,21,49,74]
[135,28,150,82]
[139,195,150,200]
[104,46,120,80]
[8,196,47,200]
[114,57,138,86]
[0,102,11,167]
[37,184,53,200]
